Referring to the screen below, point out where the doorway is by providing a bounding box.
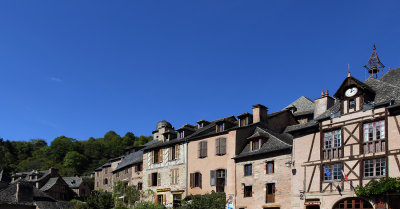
[216,169,225,193]
[333,198,373,209]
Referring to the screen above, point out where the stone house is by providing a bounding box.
[0,181,73,209]
[186,104,297,209]
[142,121,188,208]
[286,47,400,209]
[234,127,293,209]
[62,177,91,199]
[94,156,122,192]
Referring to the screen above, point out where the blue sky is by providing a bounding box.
[1,0,400,143]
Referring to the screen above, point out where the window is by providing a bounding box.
[190,172,202,188]
[105,167,108,174]
[244,164,252,176]
[178,131,184,139]
[244,185,252,197]
[216,123,224,132]
[116,172,119,177]
[364,120,385,141]
[349,99,356,109]
[324,130,341,149]
[216,169,226,193]
[266,183,275,203]
[363,120,386,153]
[103,178,108,185]
[266,161,274,174]
[96,182,99,187]
[323,130,342,159]
[152,149,163,164]
[149,172,160,187]
[171,169,179,185]
[364,158,386,178]
[216,138,226,156]
[135,164,142,172]
[250,139,261,151]
[198,141,207,158]
[125,169,128,174]
[97,172,99,177]
[240,117,248,127]
[323,164,342,181]
[137,182,142,190]
[169,145,179,161]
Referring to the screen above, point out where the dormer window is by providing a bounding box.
[178,131,184,139]
[250,139,261,151]
[216,123,224,132]
[349,99,356,110]
[240,117,248,127]
[198,123,203,128]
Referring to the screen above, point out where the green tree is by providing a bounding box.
[85,190,114,209]
[135,202,165,209]
[181,191,226,209]
[63,151,89,175]
[50,136,80,163]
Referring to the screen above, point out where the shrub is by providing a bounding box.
[135,201,165,209]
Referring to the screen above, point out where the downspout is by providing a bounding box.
[185,138,188,197]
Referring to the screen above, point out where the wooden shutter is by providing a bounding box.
[148,174,151,186]
[157,173,161,186]
[168,147,172,161]
[210,170,215,186]
[199,173,202,188]
[250,141,253,151]
[151,151,154,164]
[190,173,194,188]
[175,144,179,160]
[154,194,157,203]
[159,149,163,163]
[198,142,202,158]
[202,141,207,157]
[216,138,220,155]
[224,169,227,185]
[163,194,166,204]
[221,138,226,155]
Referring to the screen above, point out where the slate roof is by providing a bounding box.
[234,127,292,159]
[284,96,314,116]
[40,177,60,192]
[380,68,400,86]
[113,150,144,173]
[0,170,11,183]
[62,177,83,189]
[12,170,50,183]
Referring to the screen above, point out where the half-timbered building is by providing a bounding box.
[287,46,400,209]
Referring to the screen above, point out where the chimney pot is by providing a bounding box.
[325,90,329,97]
[321,91,325,98]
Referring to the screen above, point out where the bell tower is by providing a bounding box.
[364,44,385,79]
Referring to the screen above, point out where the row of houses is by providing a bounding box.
[0,167,90,209]
[94,47,400,209]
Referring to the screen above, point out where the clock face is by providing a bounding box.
[345,87,358,97]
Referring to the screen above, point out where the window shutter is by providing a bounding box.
[224,169,227,185]
[202,141,207,157]
[163,194,166,204]
[199,173,202,188]
[154,194,157,203]
[198,142,202,158]
[159,149,163,163]
[216,138,220,155]
[147,174,151,186]
[210,170,215,186]
[190,173,194,188]
[157,173,161,186]
[250,141,253,151]
[168,147,172,161]
[176,144,180,160]
[221,138,226,155]
[151,151,154,164]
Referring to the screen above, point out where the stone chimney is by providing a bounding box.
[16,182,33,202]
[49,167,59,177]
[252,104,268,124]
[314,90,334,119]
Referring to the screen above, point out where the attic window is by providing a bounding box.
[198,123,203,128]
[250,139,261,151]
[349,99,356,109]
[216,123,224,132]
[240,117,248,127]
[178,131,184,139]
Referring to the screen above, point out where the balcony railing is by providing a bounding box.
[322,147,342,160]
[363,139,385,154]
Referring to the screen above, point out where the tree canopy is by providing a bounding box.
[0,131,152,176]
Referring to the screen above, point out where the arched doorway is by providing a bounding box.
[333,197,373,209]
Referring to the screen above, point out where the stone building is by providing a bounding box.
[94,156,122,192]
[286,47,400,209]
[142,121,188,208]
[62,177,91,199]
[234,127,293,209]
[0,181,73,209]
[186,104,297,209]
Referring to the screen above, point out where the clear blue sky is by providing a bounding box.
[1,0,400,143]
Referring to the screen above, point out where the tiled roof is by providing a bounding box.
[284,96,314,116]
[234,127,292,159]
[113,150,143,173]
[62,177,83,189]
